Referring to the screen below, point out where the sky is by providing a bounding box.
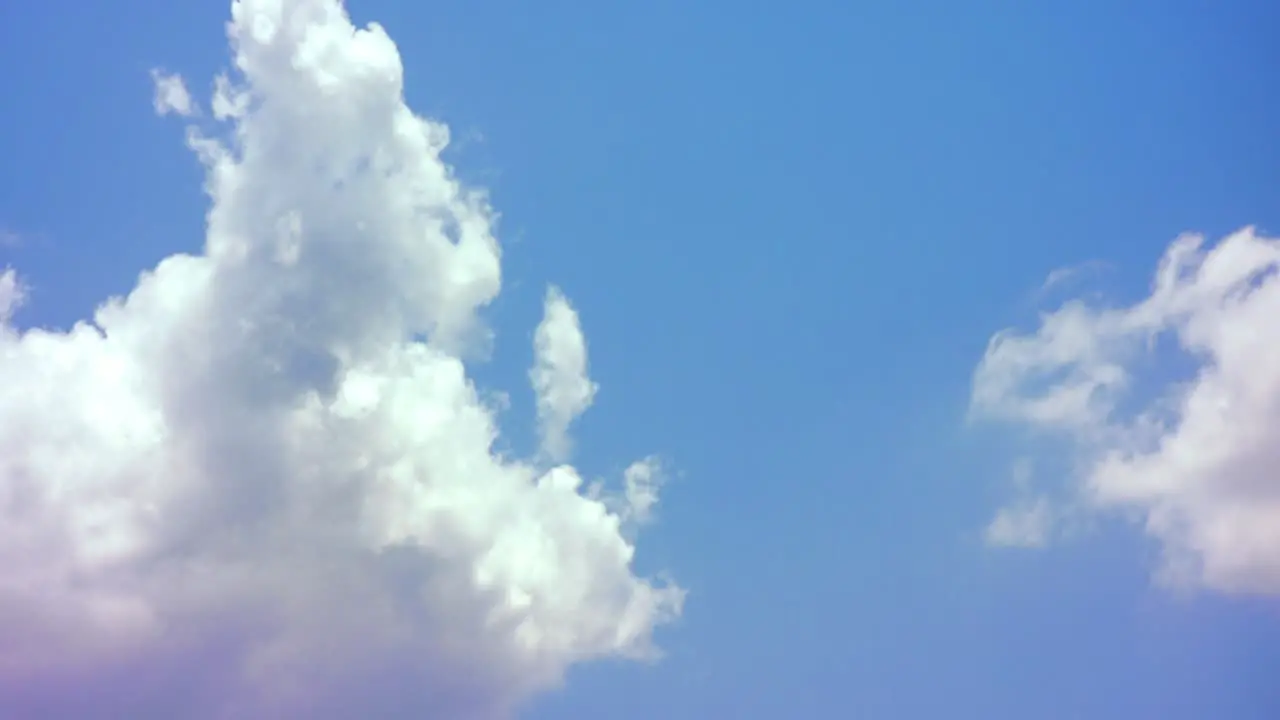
[1,0,1279,718]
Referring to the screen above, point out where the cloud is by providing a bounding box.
[984,498,1051,548]
[622,458,663,526]
[531,286,599,463]
[0,1,683,717]
[0,269,23,322]
[151,70,197,117]
[971,226,1280,595]
[982,460,1052,548]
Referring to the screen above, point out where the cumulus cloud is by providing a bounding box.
[531,286,599,463]
[0,1,683,717]
[971,226,1280,595]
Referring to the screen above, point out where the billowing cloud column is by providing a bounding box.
[0,1,682,717]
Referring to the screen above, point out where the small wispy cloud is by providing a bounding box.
[1037,260,1110,296]
[531,285,599,463]
[983,459,1053,549]
[150,68,197,117]
[985,497,1051,548]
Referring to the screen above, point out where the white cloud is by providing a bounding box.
[622,458,663,526]
[0,1,683,717]
[984,498,1051,548]
[982,459,1052,548]
[531,286,599,463]
[150,69,197,117]
[0,269,23,322]
[971,226,1280,595]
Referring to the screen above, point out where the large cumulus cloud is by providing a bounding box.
[0,1,682,717]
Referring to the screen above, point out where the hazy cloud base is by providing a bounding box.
[0,1,682,717]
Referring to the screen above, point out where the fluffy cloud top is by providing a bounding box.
[0,1,682,717]
[971,226,1280,595]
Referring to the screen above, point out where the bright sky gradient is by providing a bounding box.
[1,1,1278,718]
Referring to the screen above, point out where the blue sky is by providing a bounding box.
[2,1,1279,718]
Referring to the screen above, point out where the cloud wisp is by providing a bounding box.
[151,69,197,118]
[531,286,599,464]
[971,226,1280,595]
[0,1,682,718]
